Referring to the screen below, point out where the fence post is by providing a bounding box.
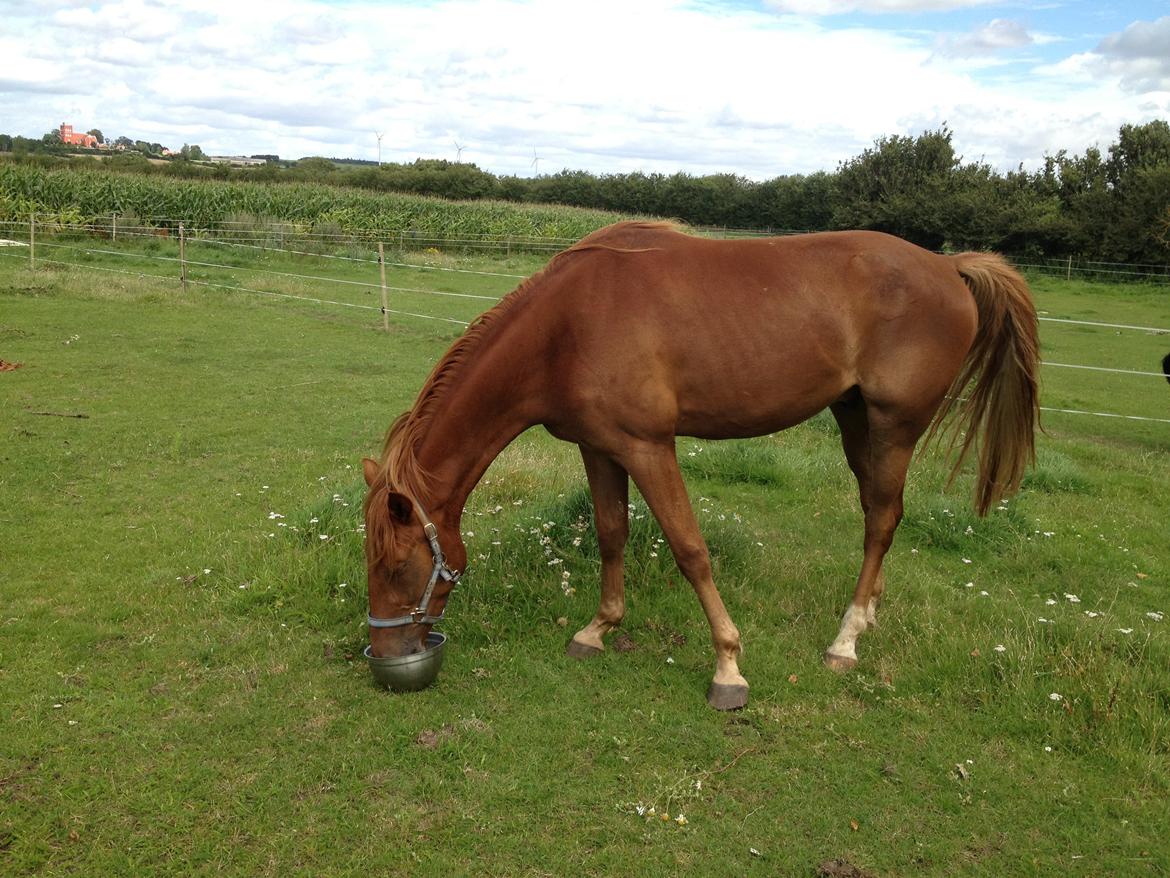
[112,213,117,242]
[1066,255,1072,281]
[29,212,35,270]
[179,222,188,293]
[378,242,390,333]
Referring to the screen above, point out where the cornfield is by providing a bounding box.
[0,163,633,244]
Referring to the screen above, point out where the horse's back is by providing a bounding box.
[540,225,979,440]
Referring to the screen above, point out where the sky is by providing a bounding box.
[1,0,1168,179]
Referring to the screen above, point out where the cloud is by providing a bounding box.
[936,18,1034,57]
[1095,16,1170,92]
[764,0,998,15]
[1,0,1166,179]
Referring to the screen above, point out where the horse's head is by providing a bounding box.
[361,458,463,658]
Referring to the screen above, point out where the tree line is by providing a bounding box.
[3,121,1168,264]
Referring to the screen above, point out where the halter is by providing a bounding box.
[367,506,462,629]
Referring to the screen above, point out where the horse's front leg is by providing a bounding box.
[620,440,748,710]
[567,448,630,657]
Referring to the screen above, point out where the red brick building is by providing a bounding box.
[59,123,98,148]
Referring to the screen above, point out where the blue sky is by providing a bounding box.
[1,0,1168,178]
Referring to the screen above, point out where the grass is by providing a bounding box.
[1,239,1168,876]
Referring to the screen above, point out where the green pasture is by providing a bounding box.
[1,239,1168,877]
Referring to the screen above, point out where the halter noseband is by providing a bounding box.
[367,506,462,629]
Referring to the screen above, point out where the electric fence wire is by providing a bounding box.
[5,241,1168,425]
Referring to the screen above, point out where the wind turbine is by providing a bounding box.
[453,140,465,162]
[375,131,385,165]
[530,146,543,176]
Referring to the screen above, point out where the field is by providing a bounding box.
[0,162,630,243]
[1,234,1168,876]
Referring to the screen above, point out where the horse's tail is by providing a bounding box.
[1162,351,1170,385]
[927,252,1040,516]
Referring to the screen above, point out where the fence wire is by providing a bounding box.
[3,222,1167,430]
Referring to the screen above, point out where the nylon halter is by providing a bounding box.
[367,506,461,629]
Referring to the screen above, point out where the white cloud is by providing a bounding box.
[1095,15,1170,92]
[0,0,1166,178]
[764,0,998,15]
[936,18,1033,57]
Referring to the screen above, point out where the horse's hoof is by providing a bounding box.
[707,683,749,711]
[566,639,603,659]
[823,651,858,673]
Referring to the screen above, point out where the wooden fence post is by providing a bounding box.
[378,242,390,333]
[28,212,35,270]
[112,213,117,242]
[1066,255,1073,281]
[179,222,188,293]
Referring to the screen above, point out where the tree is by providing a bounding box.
[180,143,206,161]
[87,129,105,145]
[114,136,134,149]
[291,156,338,181]
[1106,120,1170,189]
[831,126,961,249]
[0,133,12,152]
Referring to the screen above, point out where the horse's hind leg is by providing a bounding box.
[619,439,748,710]
[824,404,921,672]
[830,394,885,629]
[567,447,630,658]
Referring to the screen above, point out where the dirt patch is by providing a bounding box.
[612,632,638,652]
[817,859,876,878]
[0,360,23,372]
[415,725,455,749]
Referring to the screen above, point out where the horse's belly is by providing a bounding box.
[673,355,850,439]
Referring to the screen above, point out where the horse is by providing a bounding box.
[361,221,1039,710]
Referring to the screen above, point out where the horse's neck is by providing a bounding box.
[414,338,543,530]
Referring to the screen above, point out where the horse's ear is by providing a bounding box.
[386,491,414,526]
[362,458,379,487]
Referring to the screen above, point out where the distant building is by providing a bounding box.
[208,155,268,167]
[59,123,99,148]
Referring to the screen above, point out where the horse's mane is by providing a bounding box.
[374,221,678,503]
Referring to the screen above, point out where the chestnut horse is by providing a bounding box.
[362,222,1039,709]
